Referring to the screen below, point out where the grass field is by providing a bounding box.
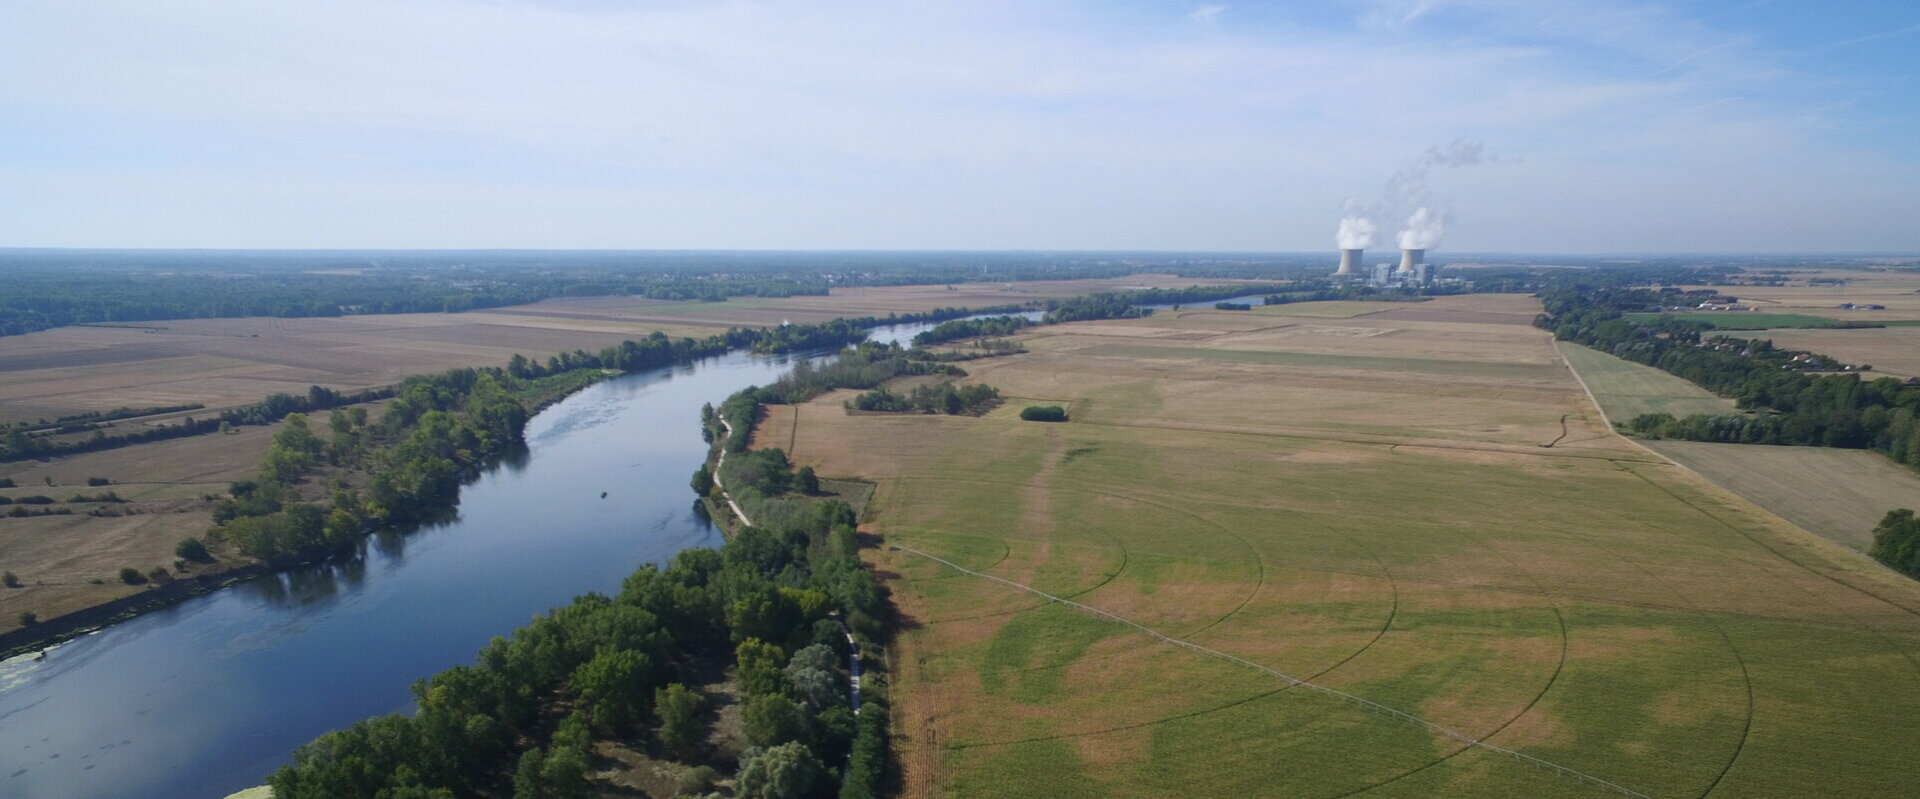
[1557,342,1739,420]
[773,294,1920,798]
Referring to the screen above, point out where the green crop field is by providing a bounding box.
[789,295,1920,799]
[1620,312,1884,330]
[1558,342,1739,421]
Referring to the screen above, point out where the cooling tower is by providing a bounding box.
[1336,249,1363,276]
[1398,248,1425,273]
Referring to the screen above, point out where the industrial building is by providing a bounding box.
[1336,247,1440,288]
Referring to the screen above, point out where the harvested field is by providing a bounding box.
[1755,326,1920,379]
[0,409,361,635]
[1642,441,1920,550]
[1682,273,1920,322]
[0,275,1245,424]
[778,293,1920,798]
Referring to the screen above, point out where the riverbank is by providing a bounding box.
[0,562,268,660]
[0,370,622,659]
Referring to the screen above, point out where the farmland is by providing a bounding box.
[1755,326,1920,380]
[0,276,1254,640]
[1558,340,1920,551]
[1619,312,1887,330]
[0,410,339,636]
[769,293,1920,798]
[0,275,1240,425]
[1557,342,1738,420]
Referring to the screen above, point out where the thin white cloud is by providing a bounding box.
[1824,22,1920,49]
[1189,5,1227,23]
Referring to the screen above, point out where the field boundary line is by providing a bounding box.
[893,543,1655,799]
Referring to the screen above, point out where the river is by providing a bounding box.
[0,317,964,799]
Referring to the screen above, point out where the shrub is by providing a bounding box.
[86,477,110,486]
[119,567,148,585]
[676,764,720,796]
[16,495,54,505]
[16,610,35,626]
[3,570,18,587]
[1019,405,1068,422]
[175,537,213,563]
[146,567,173,584]
[0,478,13,487]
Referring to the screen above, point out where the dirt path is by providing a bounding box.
[712,418,755,527]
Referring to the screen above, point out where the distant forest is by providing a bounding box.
[0,248,1790,337]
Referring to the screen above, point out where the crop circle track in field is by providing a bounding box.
[897,546,1652,799]
[883,473,1287,683]
[1328,500,1575,798]
[887,475,1261,631]
[902,532,1398,751]
[1620,464,1920,675]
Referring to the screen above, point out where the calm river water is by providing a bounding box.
[0,318,958,799]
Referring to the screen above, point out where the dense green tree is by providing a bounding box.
[736,741,825,799]
[1869,509,1920,579]
[784,644,844,710]
[655,683,704,759]
[742,695,805,748]
[571,649,654,733]
[736,638,789,698]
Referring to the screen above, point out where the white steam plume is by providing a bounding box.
[1398,206,1449,250]
[1336,138,1489,255]
[1336,206,1375,249]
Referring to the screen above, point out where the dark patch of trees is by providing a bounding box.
[1870,509,1920,579]
[1541,286,1920,469]
[208,368,540,560]
[0,254,836,337]
[1041,283,1288,323]
[849,382,1000,415]
[1213,302,1252,311]
[911,315,1034,346]
[709,342,973,454]
[1020,405,1069,422]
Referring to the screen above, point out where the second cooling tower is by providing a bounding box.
[1397,248,1425,273]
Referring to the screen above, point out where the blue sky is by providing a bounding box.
[1,0,1916,252]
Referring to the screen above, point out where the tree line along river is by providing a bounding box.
[0,317,963,799]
